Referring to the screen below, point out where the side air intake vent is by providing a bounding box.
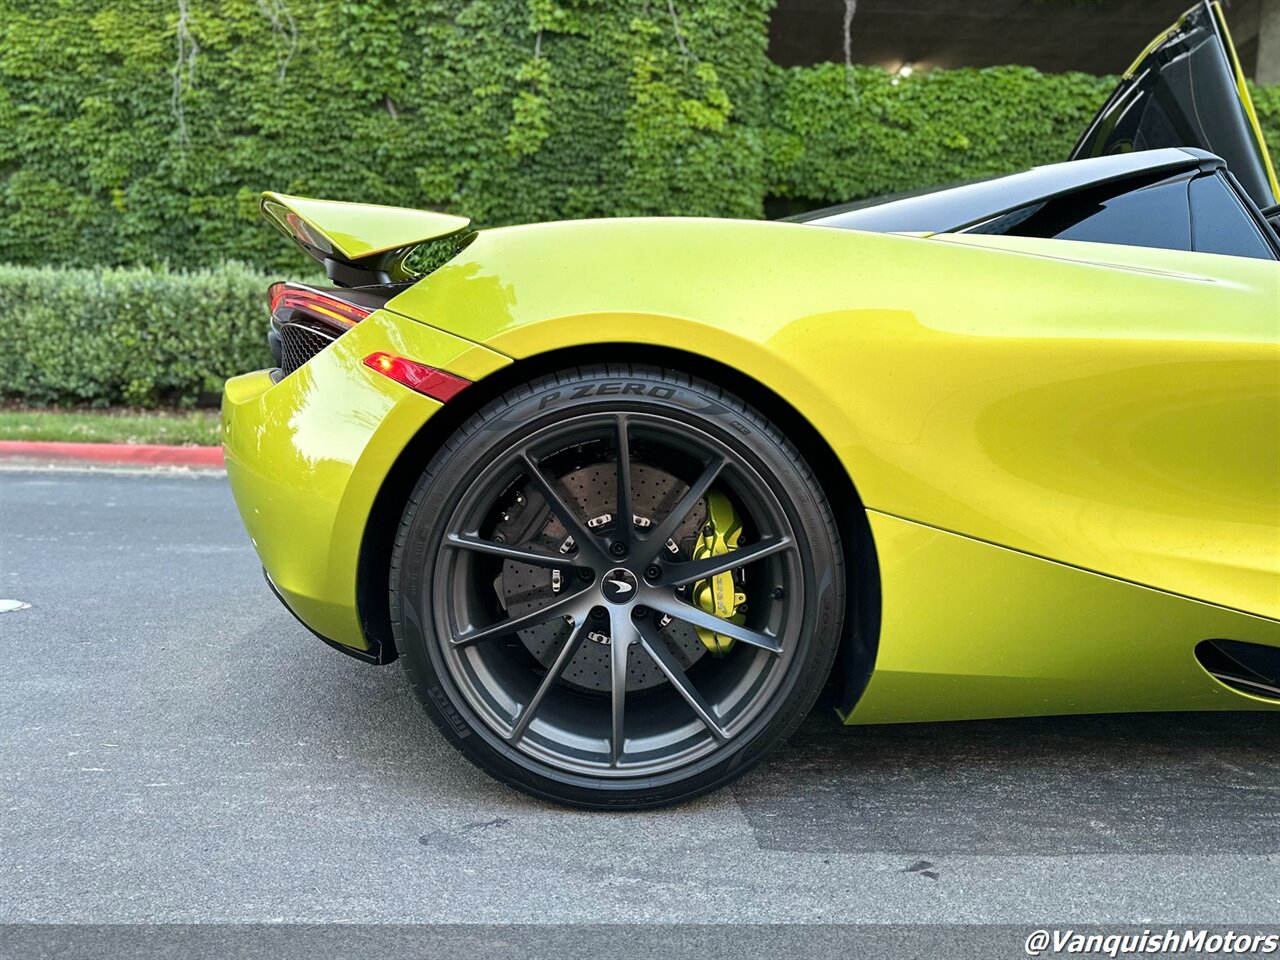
[1196,639,1280,701]
[279,321,340,377]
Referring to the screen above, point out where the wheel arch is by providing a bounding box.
[356,343,880,714]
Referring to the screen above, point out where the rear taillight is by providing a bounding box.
[268,282,384,378]
[268,282,373,327]
[363,352,470,402]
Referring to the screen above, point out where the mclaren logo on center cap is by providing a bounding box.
[602,568,638,603]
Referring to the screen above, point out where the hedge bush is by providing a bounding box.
[0,263,276,407]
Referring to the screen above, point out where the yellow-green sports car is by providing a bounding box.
[224,2,1280,808]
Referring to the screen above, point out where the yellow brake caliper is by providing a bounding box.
[691,491,746,656]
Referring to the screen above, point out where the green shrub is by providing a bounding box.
[0,263,277,407]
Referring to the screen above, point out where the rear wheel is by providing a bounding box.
[390,365,845,808]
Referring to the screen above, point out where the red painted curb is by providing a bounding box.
[0,440,225,468]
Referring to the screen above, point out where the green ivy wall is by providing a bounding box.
[1,0,1277,272]
[0,0,772,271]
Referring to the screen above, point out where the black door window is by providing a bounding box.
[1188,173,1277,260]
[968,174,1194,253]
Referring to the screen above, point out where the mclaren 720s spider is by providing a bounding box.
[224,1,1280,807]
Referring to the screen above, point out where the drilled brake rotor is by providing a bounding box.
[495,460,708,694]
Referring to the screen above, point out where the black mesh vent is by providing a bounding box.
[279,322,339,377]
[1196,639,1280,701]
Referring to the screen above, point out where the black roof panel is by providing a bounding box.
[797,148,1219,234]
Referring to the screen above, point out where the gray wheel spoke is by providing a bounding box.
[657,536,793,587]
[609,612,640,766]
[508,616,590,743]
[637,620,728,742]
[519,451,604,561]
[446,533,578,570]
[642,454,726,555]
[614,414,633,553]
[453,589,591,648]
[646,596,782,654]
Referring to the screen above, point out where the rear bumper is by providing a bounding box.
[263,567,390,664]
[222,308,508,657]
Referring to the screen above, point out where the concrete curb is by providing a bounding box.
[0,440,225,468]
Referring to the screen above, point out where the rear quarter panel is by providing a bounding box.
[389,218,1280,622]
[222,309,508,650]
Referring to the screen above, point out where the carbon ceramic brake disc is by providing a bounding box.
[496,460,708,695]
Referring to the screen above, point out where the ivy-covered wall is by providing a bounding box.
[768,71,1280,209]
[2,0,1277,272]
[0,0,771,271]
[763,64,1113,211]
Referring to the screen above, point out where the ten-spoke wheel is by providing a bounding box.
[390,366,846,808]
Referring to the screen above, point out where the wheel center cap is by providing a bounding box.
[601,568,638,604]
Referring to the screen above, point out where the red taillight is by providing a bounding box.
[268,282,372,327]
[363,352,470,402]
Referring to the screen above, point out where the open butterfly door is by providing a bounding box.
[1071,0,1279,209]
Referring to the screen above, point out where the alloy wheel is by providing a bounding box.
[431,411,805,777]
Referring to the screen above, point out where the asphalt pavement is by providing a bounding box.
[1,467,1277,925]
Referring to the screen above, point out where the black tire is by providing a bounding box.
[389,364,845,809]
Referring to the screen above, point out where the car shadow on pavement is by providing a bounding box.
[269,628,1279,851]
[734,704,1280,855]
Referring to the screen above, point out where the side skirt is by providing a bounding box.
[845,512,1280,725]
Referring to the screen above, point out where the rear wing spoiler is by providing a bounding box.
[260,192,471,285]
